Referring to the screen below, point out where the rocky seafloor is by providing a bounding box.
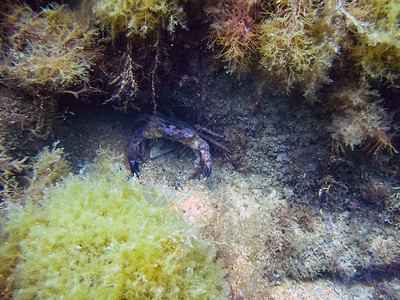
[51,74,400,299]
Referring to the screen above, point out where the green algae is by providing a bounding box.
[0,148,228,299]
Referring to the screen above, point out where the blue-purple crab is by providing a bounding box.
[128,113,227,179]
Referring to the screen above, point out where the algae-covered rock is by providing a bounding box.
[0,149,228,299]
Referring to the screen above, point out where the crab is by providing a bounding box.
[128,113,227,178]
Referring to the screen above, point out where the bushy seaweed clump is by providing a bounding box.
[325,0,400,152]
[0,148,228,299]
[209,0,399,95]
[258,0,344,99]
[89,0,189,110]
[207,0,259,74]
[345,0,400,85]
[208,0,399,152]
[208,0,345,98]
[0,138,27,182]
[327,85,397,152]
[0,4,100,96]
[92,0,187,39]
[25,141,72,200]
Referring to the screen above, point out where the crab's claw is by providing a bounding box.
[129,160,140,177]
[196,148,212,179]
[203,164,211,178]
[128,137,143,177]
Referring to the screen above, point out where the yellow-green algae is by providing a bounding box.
[0,4,100,95]
[0,150,228,299]
[91,0,187,39]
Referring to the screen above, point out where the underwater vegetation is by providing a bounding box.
[257,0,343,98]
[208,0,345,95]
[25,141,72,200]
[0,4,100,97]
[0,148,229,299]
[0,3,93,182]
[0,0,398,152]
[0,1,399,297]
[209,0,400,94]
[90,0,192,111]
[326,84,396,152]
[207,0,260,74]
[208,0,400,151]
[0,86,54,190]
[346,0,400,85]
[0,138,27,182]
[92,0,187,39]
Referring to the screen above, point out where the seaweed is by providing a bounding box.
[0,4,101,96]
[326,84,397,153]
[0,148,229,298]
[91,0,187,39]
[207,0,260,74]
[343,0,400,86]
[257,0,345,99]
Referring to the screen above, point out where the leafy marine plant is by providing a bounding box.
[0,138,27,177]
[341,0,400,85]
[208,0,344,97]
[327,85,397,153]
[0,148,229,299]
[91,0,187,39]
[88,0,190,111]
[208,0,260,74]
[0,4,100,96]
[208,0,399,97]
[25,141,72,200]
[257,0,345,99]
[208,0,399,152]
[323,0,400,152]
